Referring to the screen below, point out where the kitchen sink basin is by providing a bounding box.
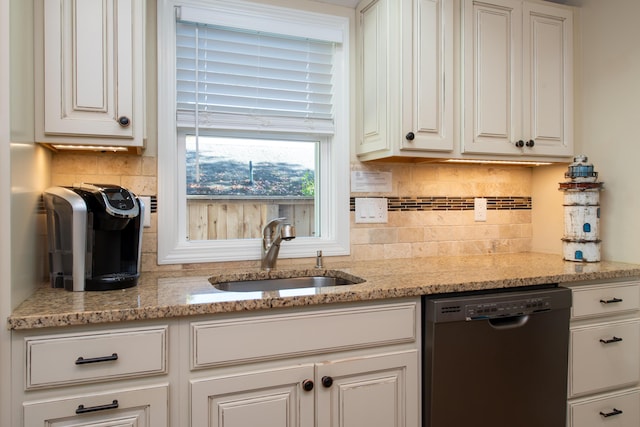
[212,274,363,292]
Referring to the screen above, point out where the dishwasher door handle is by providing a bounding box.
[488,315,530,330]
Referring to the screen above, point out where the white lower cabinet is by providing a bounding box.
[569,389,640,427]
[570,319,640,396]
[191,351,418,427]
[316,351,418,427]
[23,384,169,427]
[567,280,640,427]
[12,324,171,427]
[13,299,420,426]
[191,365,315,427]
[189,299,421,427]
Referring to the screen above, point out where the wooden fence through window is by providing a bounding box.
[187,197,315,240]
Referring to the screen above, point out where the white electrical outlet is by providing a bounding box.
[355,198,388,223]
[474,197,487,222]
[140,196,151,228]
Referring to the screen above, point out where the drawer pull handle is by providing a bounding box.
[599,408,623,418]
[600,297,623,304]
[76,400,119,414]
[75,353,119,365]
[599,336,623,344]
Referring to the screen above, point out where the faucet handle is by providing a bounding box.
[265,217,287,228]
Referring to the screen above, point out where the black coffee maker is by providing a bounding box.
[44,184,144,291]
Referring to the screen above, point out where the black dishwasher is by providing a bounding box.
[423,285,571,427]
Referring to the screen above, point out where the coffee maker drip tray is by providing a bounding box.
[85,273,140,291]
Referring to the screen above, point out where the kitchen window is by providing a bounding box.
[157,0,350,264]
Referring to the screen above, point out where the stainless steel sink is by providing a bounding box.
[213,275,362,292]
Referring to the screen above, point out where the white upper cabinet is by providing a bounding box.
[462,0,573,158]
[356,0,454,161]
[35,0,145,149]
[356,0,574,163]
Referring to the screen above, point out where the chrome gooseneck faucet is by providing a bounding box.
[261,217,296,270]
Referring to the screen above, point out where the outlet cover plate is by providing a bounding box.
[140,196,151,227]
[474,197,487,222]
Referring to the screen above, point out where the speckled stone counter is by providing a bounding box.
[8,253,640,330]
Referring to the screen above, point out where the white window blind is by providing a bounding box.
[176,18,336,134]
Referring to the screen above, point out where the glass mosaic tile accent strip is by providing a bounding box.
[350,197,532,212]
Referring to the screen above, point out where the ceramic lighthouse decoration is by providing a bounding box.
[559,155,604,262]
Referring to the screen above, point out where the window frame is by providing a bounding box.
[157,0,351,264]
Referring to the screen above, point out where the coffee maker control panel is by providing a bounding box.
[103,187,136,211]
[78,183,140,218]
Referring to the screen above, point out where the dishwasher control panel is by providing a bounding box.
[424,286,572,323]
[465,296,552,320]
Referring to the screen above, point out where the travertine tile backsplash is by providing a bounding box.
[50,153,533,271]
[350,163,532,262]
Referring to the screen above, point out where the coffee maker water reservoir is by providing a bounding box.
[44,184,144,291]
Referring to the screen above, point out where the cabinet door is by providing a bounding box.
[39,0,144,145]
[357,0,453,158]
[23,384,168,427]
[463,0,573,158]
[522,2,573,157]
[358,0,394,156]
[190,365,315,427]
[401,0,453,152]
[462,0,522,155]
[316,351,419,427]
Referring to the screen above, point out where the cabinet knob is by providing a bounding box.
[526,139,535,147]
[117,116,131,127]
[405,132,415,141]
[515,140,525,148]
[302,379,314,391]
[321,376,334,388]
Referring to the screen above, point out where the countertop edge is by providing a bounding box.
[8,254,640,331]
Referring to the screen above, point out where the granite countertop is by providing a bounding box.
[8,253,640,330]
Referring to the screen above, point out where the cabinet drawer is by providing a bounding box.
[571,282,640,320]
[570,320,640,397]
[191,301,417,369]
[23,383,168,426]
[569,389,640,427]
[26,326,167,389]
